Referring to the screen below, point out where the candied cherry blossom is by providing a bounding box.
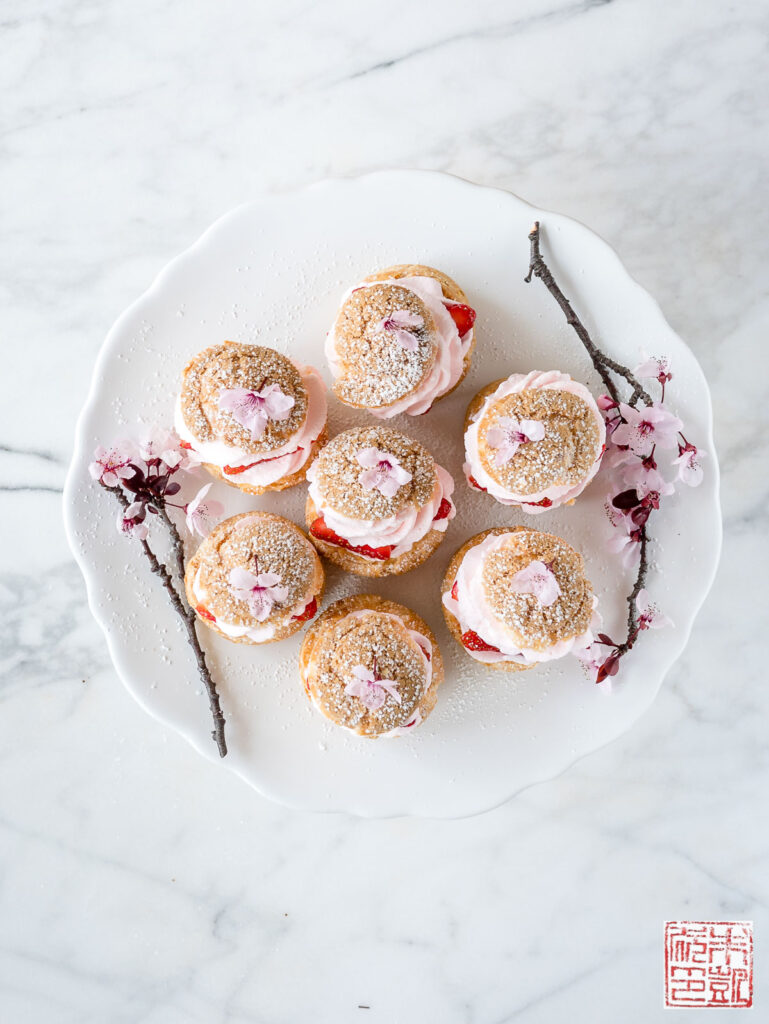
[117,501,148,540]
[218,384,295,441]
[486,416,546,468]
[356,448,413,498]
[611,402,683,455]
[184,484,225,538]
[510,560,561,607]
[672,440,706,487]
[635,589,673,631]
[634,355,673,385]
[344,662,401,711]
[376,309,424,352]
[89,442,137,487]
[228,560,289,621]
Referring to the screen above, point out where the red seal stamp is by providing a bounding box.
[665,921,753,1008]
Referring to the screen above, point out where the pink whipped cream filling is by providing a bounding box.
[463,370,606,513]
[303,610,432,738]
[175,364,327,488]
[441,532,599,666]
[307,463,456,559]
[326,275,473,417]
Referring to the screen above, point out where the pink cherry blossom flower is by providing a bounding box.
[486,416,546,467]
[218,384,295,441]
[376,309,424,352]
[616,458,675,499]
[672,441,706,487]
[604,504,644,567]
[635,589,673,630]
[184,484,225,538]
[597,394,618,411]
[139,430,183,471]
[89,442,137,487]
[228,563,289,622]
[634,356,672,384]
[356,448,413,498]
[510,560,562,607]
[116,501,149,540]
[344,663,401,711]
[611,402,683,455]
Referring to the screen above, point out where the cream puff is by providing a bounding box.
[185,512,324,644]
[441,527,599,670]
[175,342,328,494]
[325,263,476,417]
[305,425,456,576]
[299,594,443,737]
[463,370,605,512]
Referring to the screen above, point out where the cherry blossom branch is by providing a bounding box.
[524,221,654,407]
[616,526,648,656]
[105,483,228,757]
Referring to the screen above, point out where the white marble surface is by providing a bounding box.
[2,0,767,1020]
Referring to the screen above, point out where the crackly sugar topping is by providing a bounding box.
[309,610,426,733]
[331,284,437,407]
[478,389,601,495]
[310,426,436,519]
[193,513,318,627]
[481,530,593,651]
[180,343,309,454]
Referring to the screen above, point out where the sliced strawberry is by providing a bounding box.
[433,497,453,521]
[461,629,500,653]
[223,446,304,475]
[525,497,553,508]
[467,475,487,493]
[179,440,193,451]
[196,605,216,623]
[450,580,459,601]
[292,596,318,623]
[445,302,476,336]
[310,517,393,561]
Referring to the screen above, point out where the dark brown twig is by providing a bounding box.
[525,222,653,407]
[616,526,648,657]
[111,487,227,757]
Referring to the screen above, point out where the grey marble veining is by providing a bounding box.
[2,0,768,1020]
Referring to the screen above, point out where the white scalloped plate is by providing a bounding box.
[64,171,721,818]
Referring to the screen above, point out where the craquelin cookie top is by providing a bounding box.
[190,513,320,628]
[309,426,437,520]
[477,388,602,495]
[481,530,594,652]
[307,609,429,734]
[180,343,309,454]
[330,283,437,408]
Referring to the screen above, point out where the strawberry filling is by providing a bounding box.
[461,629,500,654]
[433,497,453,521]
[292,596,318,623]
[468,474,487,493]
[524,497,553,508]
[450,580,459,601]
[196,605,216,623]
[223,445,305,476]
[444,302,476,337]
[416,641,432,662]
[179,440,193,451]
[309,517,393,561]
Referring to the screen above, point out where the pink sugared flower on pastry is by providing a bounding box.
[672,440,706,487]
[344,662,401,711]
[184,483,225,538]
[611,402,683,455]
[635,589,673,631]
[634,356,673,386]
[486,416,546,467]
[117,501,149,540]
[228,561,289,621]
[356,448,413,498]
[376,309,424,352]
[218,384,295,440]
[510,560,562,607]
[89,442,137,487]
